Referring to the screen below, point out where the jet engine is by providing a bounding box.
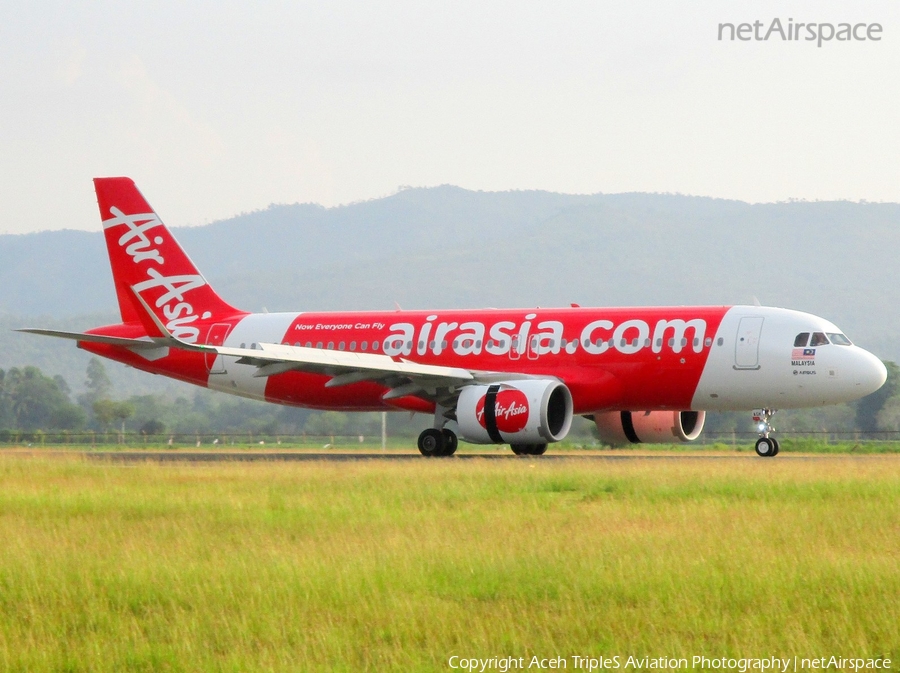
[594,410,706,445]
[457,380,573,445]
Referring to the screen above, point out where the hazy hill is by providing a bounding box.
[2,186,898,393]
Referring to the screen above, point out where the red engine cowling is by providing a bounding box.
[457,380,573,445]
[594,410,706,445]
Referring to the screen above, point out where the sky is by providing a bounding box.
[1,1,899,234]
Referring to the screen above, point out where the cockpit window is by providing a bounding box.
[827,333,852,346]
[794,333,810,347]
[810,332,830,347]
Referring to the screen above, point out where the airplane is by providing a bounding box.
[20,178,887,457]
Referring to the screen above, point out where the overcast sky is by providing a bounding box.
[2,1,899,234]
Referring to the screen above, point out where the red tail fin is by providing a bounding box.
[94,177,242,342]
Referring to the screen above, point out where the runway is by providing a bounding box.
[74,451,885,463]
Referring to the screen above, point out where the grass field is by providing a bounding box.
[0,455,897,671]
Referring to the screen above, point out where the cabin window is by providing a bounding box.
[372,341,379,351]
[717,337,724,346]
[429,340,435,349]
[704,337,712,347]
[794,333,810,347]
[810,332,829,347]
[441,340,448,349]
[305,342,311,348]
[828,333,852,346]
[327,342,334,350]
[476,340,482,348]
[361,341,367,351]
[240,343,246,349]
[338,342,345,350]
[418,341,424,350]
[316,342,323,349]
[668,338,675,347]
[350,341,356,351]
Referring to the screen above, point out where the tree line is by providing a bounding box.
[2,358,900,440]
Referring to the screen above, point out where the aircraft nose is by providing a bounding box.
[855,348,887,397]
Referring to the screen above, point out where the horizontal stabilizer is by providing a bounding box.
[16,328,165,349]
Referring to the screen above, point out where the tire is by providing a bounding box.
[441,429,458,456]
[755,437,776,457]
[771,438,780,456]
[510,443,528,455]
[529,444,548,456]
[418,428,445,457]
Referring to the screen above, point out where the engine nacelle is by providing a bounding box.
[457,380,573,445]
[594,410,706,446]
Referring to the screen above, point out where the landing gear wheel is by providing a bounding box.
[755,437,776,457]
[771,438,780,456]
[441,429,458,456]
[510,443,528,456]
[418,428,445,457]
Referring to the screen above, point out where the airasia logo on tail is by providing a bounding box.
[103,206,208,343]
[476,389,530,433]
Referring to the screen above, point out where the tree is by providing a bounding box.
[78,358,112,410]
[0,369,11,429]
[140,419,166,436]
[876,396,900,432]
[304,411,348,438]
[5,366,85,430]
[93,399,133,430]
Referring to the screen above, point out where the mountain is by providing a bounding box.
[2,186,898,393]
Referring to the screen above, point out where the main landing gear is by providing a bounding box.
[753,408,779,458]
[417,428,458,457]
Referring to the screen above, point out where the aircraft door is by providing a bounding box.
[509,336,522,360]
[205,323,231,374]
[527,335,539,360]
[734,317,764,370]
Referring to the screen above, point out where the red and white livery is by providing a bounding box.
[22,178,887,457]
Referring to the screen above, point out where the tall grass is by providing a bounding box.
[0,456,896,671]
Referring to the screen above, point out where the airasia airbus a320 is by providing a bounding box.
[22,178,887,457]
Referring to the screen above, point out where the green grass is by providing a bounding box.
[0,456,897,671]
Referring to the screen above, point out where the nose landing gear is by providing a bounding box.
[753,408,779,457]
